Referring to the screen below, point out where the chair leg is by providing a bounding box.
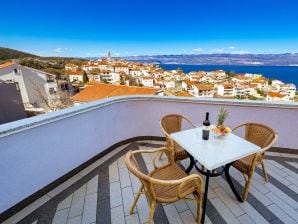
[261,160,269,182]
[243,155,259,201]
[158,151,163,160]
[196,192,202,224]
[148,200,157,224]
[243,174,252,201]
[130,185,143,214]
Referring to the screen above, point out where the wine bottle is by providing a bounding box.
[202,112,210,140]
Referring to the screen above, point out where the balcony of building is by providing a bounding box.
[0,96,297,224]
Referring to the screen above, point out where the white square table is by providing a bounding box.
[171,126,260,224]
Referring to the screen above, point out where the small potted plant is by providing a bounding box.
[213,107,231,136]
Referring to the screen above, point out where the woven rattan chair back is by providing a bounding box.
[159,114,196,161]
[160,114,183,135]
[244,123,276,149]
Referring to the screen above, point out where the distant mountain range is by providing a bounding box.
[123,53,298,66]
[1,47,298,66]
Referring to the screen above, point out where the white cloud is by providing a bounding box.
[54,48,63,53]
[210,48,225,53]
[114,53,121,56]
[53,47,71,53]
[30,51,46,56]
[228,46,235,49]
[192,48,203,53]
[20,49,30,53]
[97,52,106,56]
[85,52,108,57]
[231,50,251,54]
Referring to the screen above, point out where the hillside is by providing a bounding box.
[0,47,37,61]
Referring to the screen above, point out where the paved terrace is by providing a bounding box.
[3,140,298,224]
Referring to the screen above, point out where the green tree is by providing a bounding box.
[226,70,236,77]
[256,88,265,96]
[248,95,259,100]
[120,75,126,85]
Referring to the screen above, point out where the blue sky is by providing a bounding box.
[1,0,298,57]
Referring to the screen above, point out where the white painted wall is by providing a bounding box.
[0,96,297,213]
[0,64,30,103]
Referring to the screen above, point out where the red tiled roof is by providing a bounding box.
[0,62,15,69]
[97,60,107,65]
[196,83,213,91]
[175,91,193,97]
[252,78,266,84]
[224,83,233,88]
[71,83,157,102]
[235,74,249,80]
[112,63,128,67]
[184,81,196,85]
[267,92,286,98]
[143,77,153,80]
[249,84,258,88]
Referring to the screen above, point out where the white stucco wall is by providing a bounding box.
[0,64,30,103]
[0,96,297,213]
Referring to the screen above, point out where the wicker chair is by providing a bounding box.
[125,147,203,224]
[160,114,196,161]
[232,123,278,200]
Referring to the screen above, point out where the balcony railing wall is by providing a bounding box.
[0,96,297,214]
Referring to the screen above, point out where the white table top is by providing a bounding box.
[170,127,261,170]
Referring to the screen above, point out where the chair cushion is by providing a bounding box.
[150,163,196,203]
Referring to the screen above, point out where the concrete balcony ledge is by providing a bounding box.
[0,95,297,138]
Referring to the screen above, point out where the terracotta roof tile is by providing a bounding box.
[143,77,154,80]
[196,83,213,91]
[224,83,233,88]
[249,84,258,88]
[252,78,266,83]
[184,81,196,85]
[0,62,15,69]
[235,74,249,80]
[175,91,193,97]
[71,83,157,102]
[267,91,286,98]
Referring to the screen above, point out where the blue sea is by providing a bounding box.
[159,64,298,86]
